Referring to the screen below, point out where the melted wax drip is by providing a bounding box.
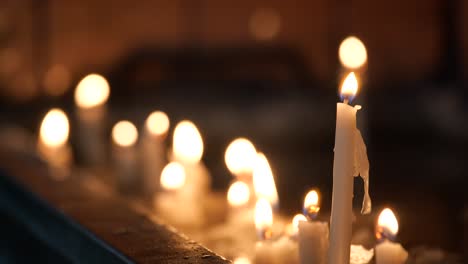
[353,129,372,214]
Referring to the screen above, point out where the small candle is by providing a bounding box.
[253,152,279,210]
[141,111,170,196]
[329,72,372,264]
[37,108,72,180]
[227,181,253,224]
[375,208,408,264]
[74,74,110,165]
[111,120,139,193]
[225,138,257,197]
[298,190,329,264]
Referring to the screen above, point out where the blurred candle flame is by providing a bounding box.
[255,198,273,240]
[253,152,279,208]
[75,74,110,108]
[303,190,320,220]
[112,121,138,147]
[160,162,186,190]
[339,36,367,69]
[173,120,204,164]
[225,138,257,176]
[376,208,399,241]
[146,111,170,136]
[340,72,359,102]
[233,257,251,264]
[40,108,70,147]
[227,181,250,207]
[291,214,307,235]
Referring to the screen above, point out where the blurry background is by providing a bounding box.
[0,0,466,258]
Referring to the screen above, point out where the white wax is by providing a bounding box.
[154,191,205,227]
[141,132,166,196]
[255,237,299,264]
[76,105,107,165]
[112,144,138,193]
[350,244,374,264]
[328,102,357,264]
[37,140,72,180]
[180,162,211,201]
[375,240,408,264]
[298,220,329,264]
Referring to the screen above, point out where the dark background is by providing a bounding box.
[0,0,466,260]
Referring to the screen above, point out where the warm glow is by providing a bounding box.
[255,198,273,239]
[146,111,170,136]
[233,257,251,264]
[40,108,70,147]
[292,214,307,235]
[225,138,257,176]
[112,121,138,147]
[227,181,251,207]
[173,120,204,163]
[160,162,186,190]
[376,208,399,240]
[340,72,359,101]
[253,153,279,207]
[74,74,110,108]
[303,190,320,220]
[339,36,367,69]
[249,8,281,41]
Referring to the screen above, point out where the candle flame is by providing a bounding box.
[225,138,257,176]
[227,181,251,207]
[146,111,170,136]
[112,121,138,147]
[74,74,110,108]
[233,257,251,264]
[303,190,320,220]
[376,208,399,240]
[291,214,307,235]
[340,72,359,102]
[173,120,203,164]
[160,162,186,190]
[339,36,367,69]
[253,152,279,208]
[40,108,70,147]
[255,198,273,240]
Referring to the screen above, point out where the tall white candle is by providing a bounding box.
[74,74,110,165]
[141,111,170,196]
[111,120,139,193]
[298,190,329,264]
[329,72,372,264]
[37,108,72,180]
[375,208,408,264]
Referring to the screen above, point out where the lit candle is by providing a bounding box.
[227,180,252,223]
[74,74,110,165]
[254,199,299,264]
[225,138,257,179]
[141,111,170,196]
[375,208,408,264]
[298,190,329,264]
[328,72,372,264]
[111,120,138,193]
[252,152,279,210]
[37,108,72,180]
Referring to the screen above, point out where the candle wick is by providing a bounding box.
[343,98,349,105]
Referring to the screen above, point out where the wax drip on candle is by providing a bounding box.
[302,190,320,220]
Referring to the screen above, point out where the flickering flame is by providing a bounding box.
[376,208,399,240]
[160,162,186,190]
[291,214,307,235]
[146,111,170,136]
[225,138,257,176]
[303,190,320,220]
[74,74,110,108]
[233,257,251,264]
[339,36,367,69]
[340,72,359,102]
[227,181,251,207]
[40,109,70,147]
[173,120,204,164]
[255,198,273,240]
[253,153,279,207]
[112,121,138,147]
